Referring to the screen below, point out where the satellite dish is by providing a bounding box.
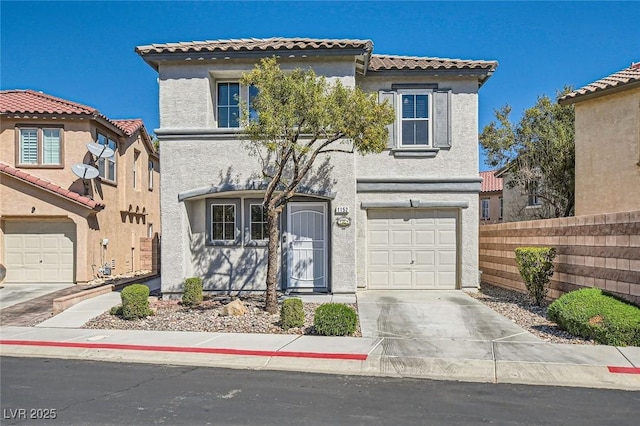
[72,163,99,180]
[87,142,114,159]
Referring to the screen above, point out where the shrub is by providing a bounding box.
[120,284,152,320]
[514,246,556,305]
[280,298,305,330]
[182,277,203,306]
[109,305,123,316]
[313,303,358,336]
[547,288,640,346]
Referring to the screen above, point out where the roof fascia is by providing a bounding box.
[559,80,640,105]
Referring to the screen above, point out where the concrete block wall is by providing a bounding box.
[479,210,640,305]
[140,236,160,274]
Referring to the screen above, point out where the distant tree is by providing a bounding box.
[480,87,575,218]
[240,57,394,313]
[151,136,160,153]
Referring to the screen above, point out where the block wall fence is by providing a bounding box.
[479,210,640,305]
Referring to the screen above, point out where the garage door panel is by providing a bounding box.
[391,250,412,266]
[3,221,75,283]
[367,209,457,290]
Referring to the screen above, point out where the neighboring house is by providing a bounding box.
[559,62,640,216]
[0,90,160,284]
[136,37,497,297]
[479,170,503,224]
[494,165,554,222]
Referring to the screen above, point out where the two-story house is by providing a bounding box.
[559,62,640,215]
[136,38,496,297]
[0,90,160,284]
[479,170,503,224]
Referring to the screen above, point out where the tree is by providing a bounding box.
[240,57,395,313]
[480,87,575,219]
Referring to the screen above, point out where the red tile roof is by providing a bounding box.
[135,37,373,55]
[369,54,498,71]
[559,62,640,104]
[0,162,104,210]
[112,119,144,137]
[0,90,97,115]
[480,170,503,193]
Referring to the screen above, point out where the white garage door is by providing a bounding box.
[367,209,457,289]
[3,221,75,283]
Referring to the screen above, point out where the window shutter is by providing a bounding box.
[378,90,396,149]
[433,89,452,149]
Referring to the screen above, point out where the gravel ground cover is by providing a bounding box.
[469,283,596,345]
[84,295,362,337]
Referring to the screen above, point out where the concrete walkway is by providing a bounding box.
[1,289,639,391]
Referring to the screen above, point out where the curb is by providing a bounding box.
[0,340,368,361]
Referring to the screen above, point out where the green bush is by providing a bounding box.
[280,298,305,330]
[120,284,152,320]
[109,305,123,316]
[547,288,640,346]
[182,277,203,306]
[313,303,358,336]
[515,246,556,305]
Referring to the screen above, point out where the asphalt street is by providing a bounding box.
[1,357,638,425]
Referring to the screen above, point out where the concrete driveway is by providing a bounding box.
[0,283,74,310]
[357,290,542,380]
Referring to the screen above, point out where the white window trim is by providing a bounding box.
[97,132,117,183]
[216,81,241,129]
[18,127,62,166]
[133,150,140,190]
[397,89,433,148]
[148,160,154,191]
[249,203,268,242]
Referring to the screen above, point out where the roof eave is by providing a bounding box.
[559,79,640,105]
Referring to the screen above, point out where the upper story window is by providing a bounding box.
[17,126,62,167]
[248,84,259,122]
[97,132,117,183]
[217,82,240,128]
[481,199,490,219]
[400,92,431,147]
[527,182,542,207]
[148,160,154,191]
[133,150,140,190]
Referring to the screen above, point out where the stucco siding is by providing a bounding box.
[574,87,640,215]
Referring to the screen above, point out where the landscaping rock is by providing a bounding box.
[221,299,248,316]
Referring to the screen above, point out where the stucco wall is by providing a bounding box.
[574,87,640,215]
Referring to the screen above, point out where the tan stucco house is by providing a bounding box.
[0,90,160,284]
[559,62,640,216]
[479,170,503,224]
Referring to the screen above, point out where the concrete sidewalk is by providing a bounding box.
[1,289,639,391]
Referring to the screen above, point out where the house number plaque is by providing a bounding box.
[335,206,349,215]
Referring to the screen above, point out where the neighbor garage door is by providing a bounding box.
[367,209,457,289]
[3,221,75,283]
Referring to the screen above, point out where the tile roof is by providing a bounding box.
[0,89,97,115]
[480,170,503,193]
[369,54,498,72]
[112,119,144,137]
[0,162,104,210]
[135,37,373,55]
[559,62,640,104]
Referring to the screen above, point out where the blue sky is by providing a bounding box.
[2,1,639,171]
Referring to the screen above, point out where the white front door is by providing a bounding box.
[287,203,327,290]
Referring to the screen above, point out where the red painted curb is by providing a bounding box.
[0,340,368,361]
[608,366,640,375]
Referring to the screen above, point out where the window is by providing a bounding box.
[147,223,153,238]
[217,82,240,128]
[250,204,268,241]
[400,92,431,146]
[248,84,259,122]
[97,133,117,182]
[133,150,140,189]
[527,182,542,207]
[481,199,490,220]
[148,160,154,190]
[211,204,236,240]
[499,197,504,218]
[18,127,62,166]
